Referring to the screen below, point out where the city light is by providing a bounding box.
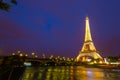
[87,59,92,62]
[110,62,120,64]
[49,55,53,59]
[24,62,32,67]
[18,51,21,53]
[19,53,23,57]
[42,54,46,58]
[32,52,35,56]
[94,61,97,64]
[35,55,38,58]
[25,54,28,57]
[99,61,103,64]
[12,53,15,56]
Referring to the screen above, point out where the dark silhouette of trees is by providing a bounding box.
[0,0,17,11]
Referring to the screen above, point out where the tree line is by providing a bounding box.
[0,0,17,11]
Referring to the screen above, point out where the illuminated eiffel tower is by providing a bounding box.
[76,16,102,62]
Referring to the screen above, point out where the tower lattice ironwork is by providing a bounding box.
[76,16,102,62]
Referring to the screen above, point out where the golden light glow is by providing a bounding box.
[50,55,53,59]
[76,16,102,62]
[85,16,92,42]
[81,17,97,52]
[94,61,97,64]
[25,54,28,57]
[19,53,23,57]
[21,66,107,80]
[99,61,103,64]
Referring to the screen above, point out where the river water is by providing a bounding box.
[20,66,120,80]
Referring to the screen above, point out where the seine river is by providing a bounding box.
[20,66,120,80]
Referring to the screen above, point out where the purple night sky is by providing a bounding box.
[0,0,120,57]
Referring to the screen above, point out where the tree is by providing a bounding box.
[0,0,17,11]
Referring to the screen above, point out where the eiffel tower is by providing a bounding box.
[76,16,102,62]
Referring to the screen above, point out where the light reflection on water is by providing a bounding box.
[20,66,120,80]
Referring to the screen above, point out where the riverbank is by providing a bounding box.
[0,66,25,80]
